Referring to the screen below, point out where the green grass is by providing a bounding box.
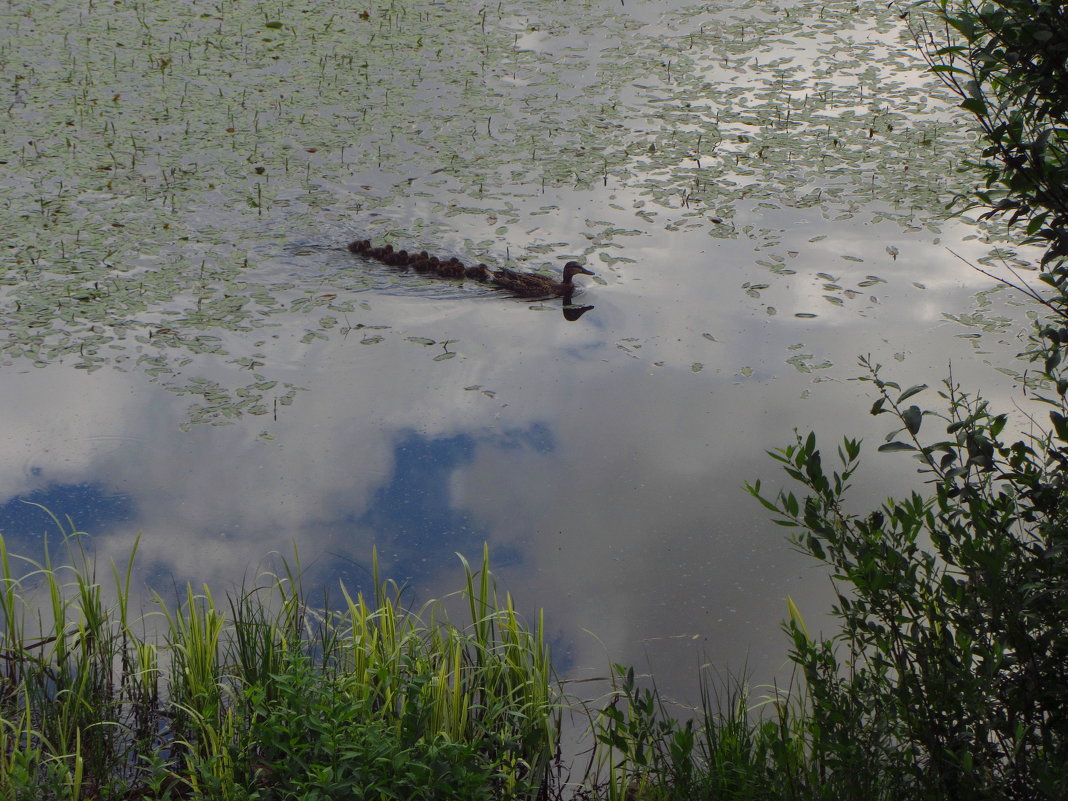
[590,662,818,801]
[0,527,560,801]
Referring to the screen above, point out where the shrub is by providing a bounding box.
[748,357,1068,800]
[237,652,502,801]
[907,0,1068,274]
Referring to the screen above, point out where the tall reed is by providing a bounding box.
[0,528,560,800]
[589,659,827,801]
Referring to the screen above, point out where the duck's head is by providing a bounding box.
[563,261,595,281]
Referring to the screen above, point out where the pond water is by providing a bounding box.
[0,0,1035,707]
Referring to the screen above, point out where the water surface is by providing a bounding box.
[0,0,1033,705]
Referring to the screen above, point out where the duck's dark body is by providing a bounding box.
[347,239,593,298]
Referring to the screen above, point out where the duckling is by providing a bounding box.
[437,258,466,279]
[465,263,490,282]
[409,254,431,273]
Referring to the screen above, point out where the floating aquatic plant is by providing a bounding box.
[0,0,1017,423]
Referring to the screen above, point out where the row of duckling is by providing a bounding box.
[346,239,594,298]
[347,240,490,281]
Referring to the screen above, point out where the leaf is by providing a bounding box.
[878,441,917,452]
[928,64,969,75]
[1045,348,1061,373]
[896,384,928,403]
[786,596,810,639]
[902,405,922,435]
[1050,412,1068,442]
[990,414,1007,438]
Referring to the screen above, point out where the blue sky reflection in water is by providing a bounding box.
[0,484,135,562]
[356,429,527,583]
[0,0,1040,704]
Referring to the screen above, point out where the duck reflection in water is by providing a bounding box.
[561,293,594,321]
[347,239,596,320]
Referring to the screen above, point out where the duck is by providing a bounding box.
[347,239,595,298]
[487,262,595,298]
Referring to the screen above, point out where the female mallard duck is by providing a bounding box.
[347,239,594,298]
[487,262,595,298]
